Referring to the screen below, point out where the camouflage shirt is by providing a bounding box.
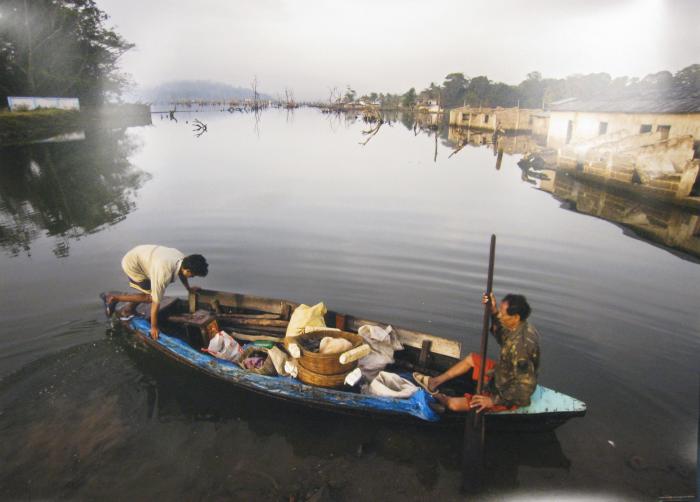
[485,315,540,407]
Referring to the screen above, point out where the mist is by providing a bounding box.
[98,0,700,101]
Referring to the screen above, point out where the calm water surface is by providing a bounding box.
[0,109,697,500]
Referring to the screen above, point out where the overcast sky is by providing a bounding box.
[98,0,700,101]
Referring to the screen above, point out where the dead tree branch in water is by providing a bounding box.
[284,87,297,109]
[448,141,467,159]
[359,118,384,146]
[192,118,208,137]
[434,130,438,163]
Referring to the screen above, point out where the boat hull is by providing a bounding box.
[115,304,586,430]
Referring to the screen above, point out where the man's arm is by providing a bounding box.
[179,274,200,293]
[150,301,160,340]
[490,313,506,345]
[179,274,190,291]
[483,292,505,345]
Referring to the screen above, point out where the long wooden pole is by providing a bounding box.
[462,234,496,493]
[476,234,496,396]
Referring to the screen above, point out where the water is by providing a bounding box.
[0,108,697,500]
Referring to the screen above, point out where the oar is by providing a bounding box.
[462,233,496,493]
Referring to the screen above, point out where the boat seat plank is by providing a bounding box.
[193,290,299,315]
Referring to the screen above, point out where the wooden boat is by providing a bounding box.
[104,288,586,430]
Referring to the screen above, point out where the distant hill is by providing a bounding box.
[134,80,272,103]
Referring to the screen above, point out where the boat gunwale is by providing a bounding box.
[112,288,587,427]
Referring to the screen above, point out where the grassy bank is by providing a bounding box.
[0,104,152,146]
[0,109,82,146]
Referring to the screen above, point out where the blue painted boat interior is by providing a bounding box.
[130,317,586,422]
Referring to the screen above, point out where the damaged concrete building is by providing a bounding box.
[448,106,538,133]
[546,93,700,201]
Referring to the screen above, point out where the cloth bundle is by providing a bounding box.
[367,371,419,399]
[357,325,403,379]
[285,302,327,338]
[318,336,353,354]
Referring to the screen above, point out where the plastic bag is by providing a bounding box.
[285,302,327,338]
[368,371,419,399]
[357,324,403,379]
[204,331,243,362]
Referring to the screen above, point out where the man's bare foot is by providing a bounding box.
[427,377,438,392]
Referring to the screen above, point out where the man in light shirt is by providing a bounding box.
[103,245,208,340]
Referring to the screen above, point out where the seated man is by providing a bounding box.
[415,293,540,413]
[103,245,208,340]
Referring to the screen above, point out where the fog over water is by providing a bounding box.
[98,0,700,99]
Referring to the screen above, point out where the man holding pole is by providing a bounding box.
[414,292,540,412]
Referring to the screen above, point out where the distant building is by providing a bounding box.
[546,93,700,149]
[529,111,550,138]
[548,92,700,200]
[416,100,442,114]
[448,106,538,132]
[7,96,80,112]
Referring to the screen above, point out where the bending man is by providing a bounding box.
[104,245,208,340]
[415,293,540,413]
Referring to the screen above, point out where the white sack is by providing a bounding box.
[368,371,419,399]
[319,336,353,354]
[357,325,403,379]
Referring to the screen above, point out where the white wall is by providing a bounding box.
[8,97,80,112]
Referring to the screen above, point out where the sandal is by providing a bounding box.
[412,372,438,395]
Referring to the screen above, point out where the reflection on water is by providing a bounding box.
[447,125,541,157]
[442,123,700,261]
[0,332,573,500]
[0,108,697,499]
[0,129,149,257]
[537,169,700,262]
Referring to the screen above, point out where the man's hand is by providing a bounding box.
[150,301,160,340]
[482,292,497,314]
[470,394,494,413]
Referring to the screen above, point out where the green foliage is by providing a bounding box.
[373,64,700,111]
[0,0,133,106]
[673,64,700,91]
[344,86,356,103]
[401,87,417,109]
[0,128,149,257]
[0,109,81,144]
[441,73,468,108]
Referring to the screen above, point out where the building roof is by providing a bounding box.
[548,90,700,114]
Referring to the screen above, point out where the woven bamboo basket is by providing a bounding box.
[297,363,349,388]
[296,330,363,376]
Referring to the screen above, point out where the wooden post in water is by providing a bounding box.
[462,234,496,493]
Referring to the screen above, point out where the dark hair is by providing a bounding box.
[182,254,208,277]
[503,294,531,321]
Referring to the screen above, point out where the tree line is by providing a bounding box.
[0,0,133,108]
[355,65,700,110]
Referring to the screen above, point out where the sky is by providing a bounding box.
[98,0,700,101]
